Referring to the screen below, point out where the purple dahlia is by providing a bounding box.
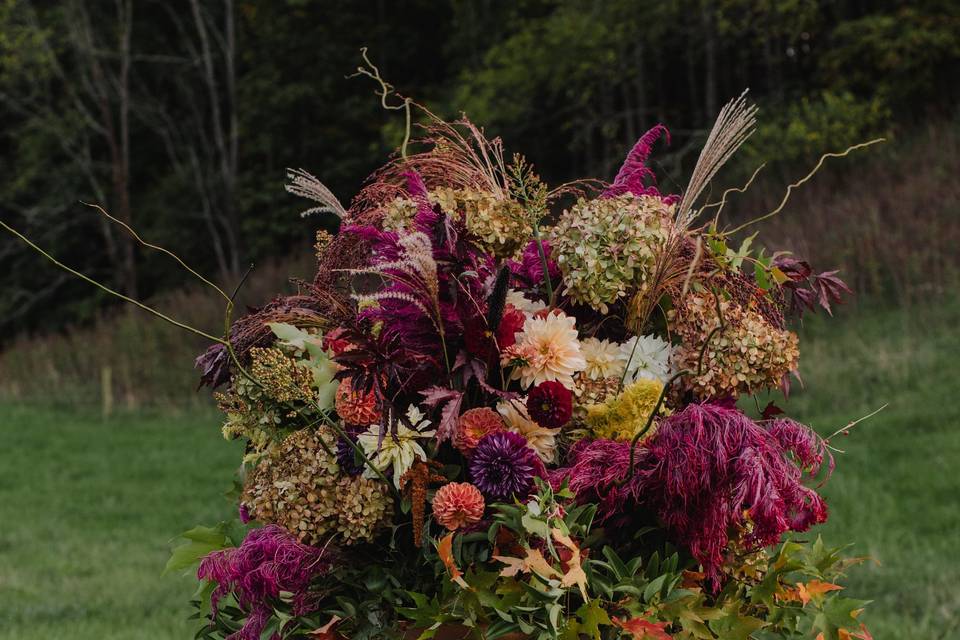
[469,431,543,501]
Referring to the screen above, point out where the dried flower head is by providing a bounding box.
[670,292,799,398]
[242,429,393,545]
[432,482,485,530]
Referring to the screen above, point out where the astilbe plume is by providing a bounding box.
[197,525,334,640]
[553,402,830,583]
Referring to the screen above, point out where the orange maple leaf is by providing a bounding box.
[612,616,672,639]
[551,527,588,599]
[493,547,560,580]
[438,532,469,589]
[798,580,843,605]
[838,624,873,640]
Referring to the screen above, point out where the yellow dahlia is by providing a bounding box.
[503,311,586,389]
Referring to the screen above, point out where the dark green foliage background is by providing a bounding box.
[1,0,957,340]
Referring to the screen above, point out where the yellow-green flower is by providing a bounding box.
[584,378,665,441]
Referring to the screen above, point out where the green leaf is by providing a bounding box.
[164,525,230,575]
[575,599,611,640]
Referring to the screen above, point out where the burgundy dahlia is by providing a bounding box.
[527,381,573,428]
[470,431,543,501]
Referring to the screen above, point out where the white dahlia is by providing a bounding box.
[497,399,559,464]
[618,334,673,384]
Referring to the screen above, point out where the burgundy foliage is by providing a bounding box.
[552,402,831,583]
[198,525,334,640]
[774,256,853,317]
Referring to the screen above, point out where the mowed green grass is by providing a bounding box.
[0,407,242,639]
[0,302,958,639]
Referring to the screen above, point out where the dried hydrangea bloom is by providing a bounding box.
[432,187,531,258]
[670,292,799,398]
[242,428,393,545]
[550,193,674,312]
[573,373,622,410]
[380,187,531,258]
[584,378,664,441]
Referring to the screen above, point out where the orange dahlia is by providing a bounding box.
[335,379,380,426]
[432,482,485,530]
[455,407,504,455]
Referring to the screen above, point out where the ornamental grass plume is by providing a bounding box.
[554,402,830,583]
[198,525,334,640]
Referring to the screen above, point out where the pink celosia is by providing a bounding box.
[197,525,334,640]
[602,124,678,203]
[552,402,830,584]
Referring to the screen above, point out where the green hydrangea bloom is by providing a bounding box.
[550,194,674,313]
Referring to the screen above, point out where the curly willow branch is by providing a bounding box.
[725,138,886,235]
[349,47,412,160]
[0,218,227,344]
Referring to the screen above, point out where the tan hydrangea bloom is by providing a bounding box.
[379,187,531,258]
[242,428,393,545]
[670,292,799,398]
[550,194,675,313]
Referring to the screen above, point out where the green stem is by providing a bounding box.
[532,222,555,308]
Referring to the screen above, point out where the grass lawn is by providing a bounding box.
[0,302,957,639]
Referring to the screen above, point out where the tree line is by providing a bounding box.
[1,0,957,340]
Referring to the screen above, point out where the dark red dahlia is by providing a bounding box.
[527,381,573,428]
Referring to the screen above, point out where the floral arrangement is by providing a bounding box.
[153,90,874,640]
